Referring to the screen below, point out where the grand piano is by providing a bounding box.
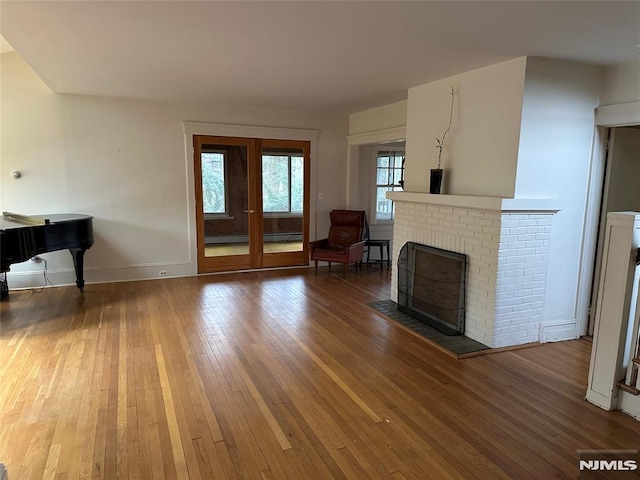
[0,212,94,300]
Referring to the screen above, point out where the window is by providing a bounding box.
[201,151,226,214]
[262,150,304,214]
[375,150,404,221]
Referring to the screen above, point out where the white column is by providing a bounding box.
[586,212,640,410]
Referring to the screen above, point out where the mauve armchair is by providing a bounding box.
[309,210,367,278]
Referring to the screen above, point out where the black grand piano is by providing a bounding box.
[0,212,94,300]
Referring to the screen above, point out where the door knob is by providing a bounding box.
[249,209,255,214]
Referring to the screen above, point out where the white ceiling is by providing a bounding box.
[1,1,639,115]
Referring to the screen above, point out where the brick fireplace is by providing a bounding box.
[387,192,560,348]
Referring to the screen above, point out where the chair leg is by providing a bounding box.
[328,262,331,271]
[314,260,318,275]
[342,262,347,278]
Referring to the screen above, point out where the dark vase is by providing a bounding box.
[430,169,443,194]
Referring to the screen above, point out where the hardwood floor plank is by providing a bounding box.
[284,326,383,423]
[154,344,189,478]
[231,349,292,451]
[1,268,639,479]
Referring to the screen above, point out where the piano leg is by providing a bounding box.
[69,247,87,292]
[1,273,8,300]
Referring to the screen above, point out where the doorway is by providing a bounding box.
[193,135,310,273]
[587,126,640,334]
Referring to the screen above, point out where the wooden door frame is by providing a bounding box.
[184,122,318,275]
[576,101,640,337]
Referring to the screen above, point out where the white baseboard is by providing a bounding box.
[5,262,197,290]
[539,319,579,343]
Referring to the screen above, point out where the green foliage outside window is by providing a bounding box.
[262,155,303,213]
[202,152,225,214]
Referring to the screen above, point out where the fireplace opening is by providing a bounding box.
[397,242,467,336]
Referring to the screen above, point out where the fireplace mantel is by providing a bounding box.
[387,192,561,214]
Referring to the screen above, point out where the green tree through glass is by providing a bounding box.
[201,152,225,213]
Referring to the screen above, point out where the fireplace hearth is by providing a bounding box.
[397,242,467,336]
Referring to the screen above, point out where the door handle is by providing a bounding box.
[243,209,256,214]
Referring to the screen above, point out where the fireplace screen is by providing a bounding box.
[397,242,467,335]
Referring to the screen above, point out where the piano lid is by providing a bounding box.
[1,212,94,231]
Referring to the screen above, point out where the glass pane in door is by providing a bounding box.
[261,146,304,254]
[202,143,250,257]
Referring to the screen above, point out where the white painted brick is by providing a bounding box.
[392,204,553,348]
[474,232,493,241]
[501,220,520,228]
[476,218,494,226]
[523,267,544,276]
[502,297,524,306]
[496,291,514,301]
[501,312,523,322]
[513,289,533,298]
[525,241,545,248]
[501,283,524,292]
[518,220,538,227]
[505,256,526,265]
[517,234,536,241]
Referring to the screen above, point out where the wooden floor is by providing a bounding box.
[1,268,638,479]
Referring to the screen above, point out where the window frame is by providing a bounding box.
[372,147,405,224]
[201,149,230,219]
[262,151,304,216]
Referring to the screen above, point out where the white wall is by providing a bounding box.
[514,58,602,333]
[600,60,640,107]
[405,57,527,197]
[355,145,375,212]
[1,52,348,288]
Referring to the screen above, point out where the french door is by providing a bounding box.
[194,135,310,273]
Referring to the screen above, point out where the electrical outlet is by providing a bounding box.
[31,256,42,263]
[159,270,168,277]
